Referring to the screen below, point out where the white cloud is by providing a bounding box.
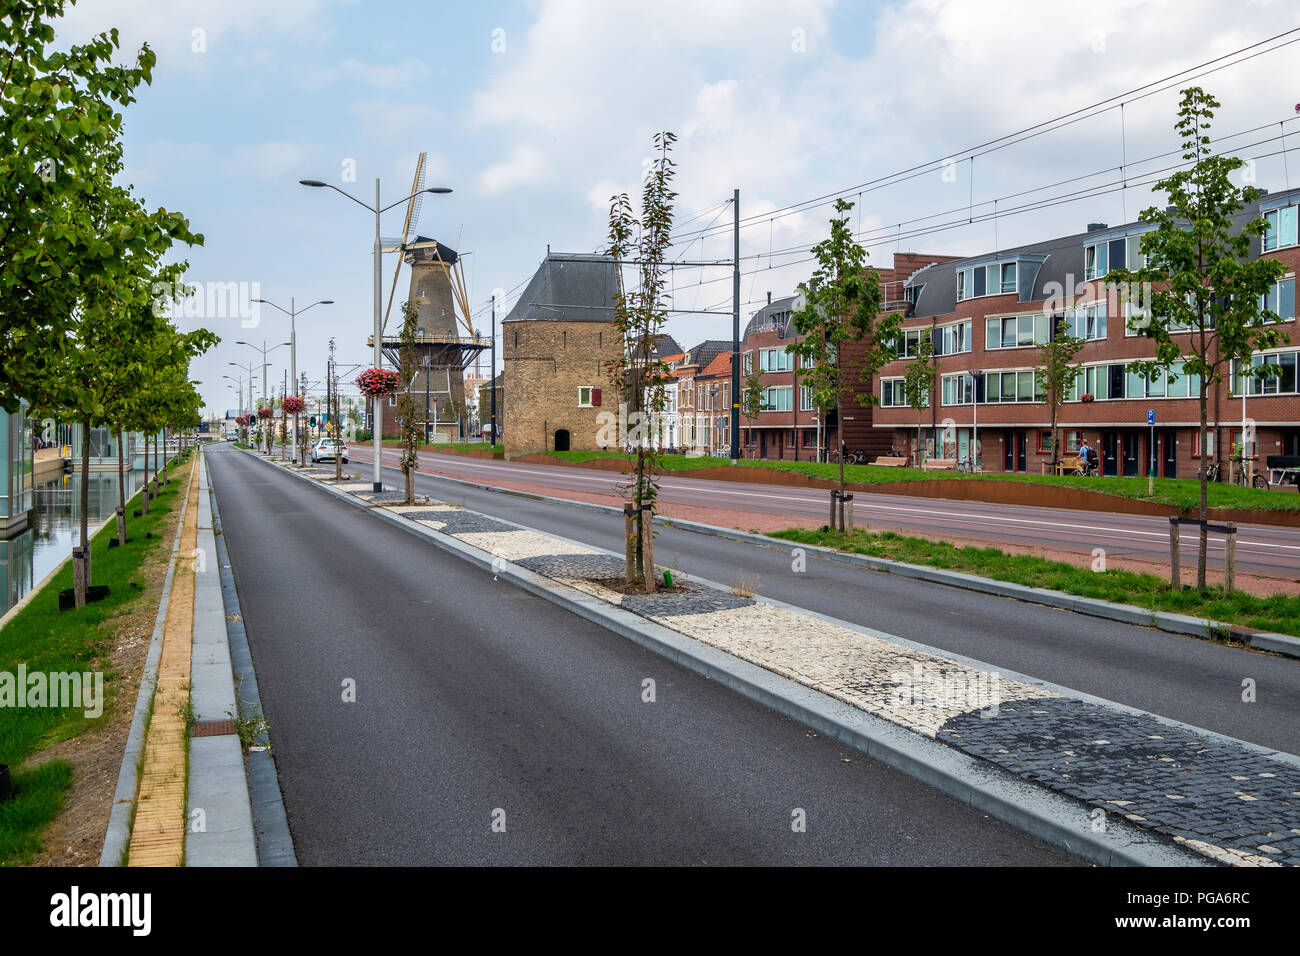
[478,144,553,195]
[228,141,321,180]
[347,98,440,141]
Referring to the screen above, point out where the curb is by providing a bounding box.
[239,449,1213,867]
[208,456,297,867]
[99,458,194,867]
[391,463,1300,660]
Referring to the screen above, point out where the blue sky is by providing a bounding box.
[55,0,1300,417]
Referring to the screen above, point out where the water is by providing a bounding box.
[0,468,147,615]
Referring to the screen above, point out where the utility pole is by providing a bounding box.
[490,293,498,450]
[730,187,740,462]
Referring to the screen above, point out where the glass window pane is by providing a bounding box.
[1126,368,1144,399]
[1264,211,1278,251]
[1108,239,1126,274]
[974,267,986,297]
[986,318,999,350]
[1002,318,1016,349]
[1280,278,1296,321]
[1017,315,1033,346]
[1001,372,1016,402]
[1127,236,1144,269]
[1282,353,1296,393]
[1001,262,1017,293]
[1018,371,1034,401]
[1281,205,1298,247]
[1096,242,1108,276]
[1034,312,1049,344]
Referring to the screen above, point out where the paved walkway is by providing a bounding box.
[279,459,1300,866]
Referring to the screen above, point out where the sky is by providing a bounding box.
[53,0,1300,418]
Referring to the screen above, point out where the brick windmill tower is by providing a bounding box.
[370,153,487,440]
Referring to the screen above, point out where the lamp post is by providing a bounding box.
[251,297,333,450]
[969,368,982,471]
[300,177,452,492]
[228,361,256,414]
[237,340,290,412]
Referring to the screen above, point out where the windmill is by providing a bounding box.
[372,152,487,440]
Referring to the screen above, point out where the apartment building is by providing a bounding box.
[871,187,1300,475]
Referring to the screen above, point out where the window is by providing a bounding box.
[743,351,754,374]
[1067,303,1107,341]
[800,385,816,411]
[881,378,908,407]
[898,327,931,358]
[1085,236,1146,280]
[760,348,794,372]
[388,394,397,407]
[760,386,793,412]
[979,370,1036,403]
[957,262,1017,301]
[937,320,972,355]
[1263,205,1299,252]
[1234,351,1299,395]
[985,314,1049,350]
[1261,277,1297,323]
[1192,430,1216,458]
[578,386,594,407]
[941,374,973,405]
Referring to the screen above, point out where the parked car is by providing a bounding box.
[310,438,349,463]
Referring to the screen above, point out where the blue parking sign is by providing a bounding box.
[1147,409,1155,426]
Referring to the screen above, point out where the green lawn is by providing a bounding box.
[769,526,1300,637]
[0,452,188,864]
[544,450,1300,512]
[382,439,497,453]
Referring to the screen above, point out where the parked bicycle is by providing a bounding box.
[1230,455,1270,490]
[829,449,865,465]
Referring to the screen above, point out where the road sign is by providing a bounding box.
[1147,409,1155,426]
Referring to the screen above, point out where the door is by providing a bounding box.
[1102,432,1119,476]
[1003,430,1027,472]
[554,429,570,452]
[1122,432,1139,476]
[1161,430,1177,478]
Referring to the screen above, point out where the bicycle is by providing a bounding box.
[1230,456,1269,490]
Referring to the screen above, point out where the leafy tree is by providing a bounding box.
[790,198,901,529]
[742,367,764,425]
[901,333,936,466]
[0,2,183,410]
[1034,319,1086,472]
[605,132,677,590]
[1106,87,1288,589]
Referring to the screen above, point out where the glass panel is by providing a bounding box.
[1108,239,1126,274]
[1281,353,1297,393]
[1146,374,1165,398]
[1127,236,1145,269]
[1085,245,1097,279]
[1018,314,1034,346]
[1034,313,1048,344]
[986,318,1000,351]
[1095,242,1108,277]
[1002,318,1016,349]
[1281,205,1298,247]
[973,267,986,297]
[957,271,966,300]
[1280,278,1295,321]
[1264,211,1278,251]
[1018,371,1034,401]
[1001,372,1016,402]
[1094,304,1107,338]
[1126,368,1144,399]
[1001,262,1017,293]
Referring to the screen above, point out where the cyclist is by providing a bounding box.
[1077,439,1098,476]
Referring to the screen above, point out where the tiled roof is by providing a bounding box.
[503,253,619,323]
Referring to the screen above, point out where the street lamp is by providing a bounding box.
[252,297,332,451]
[968,368,982,471]
[228,361,256,413]
[300,177,453,492]
[236,340,291,415]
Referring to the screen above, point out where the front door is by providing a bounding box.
[1102,432,1119,476]
[1122,432,1139,476]
[554,429,570,452]
[1162,430,1177,478]
[1003,430,1026,472]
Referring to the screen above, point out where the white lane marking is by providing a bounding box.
[358,450,1300,553]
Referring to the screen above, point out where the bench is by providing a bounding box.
[921,457,958,472]
[872,456,907,467]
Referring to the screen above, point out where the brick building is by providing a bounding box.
[501,253,622,456]
[871,188,1299,475]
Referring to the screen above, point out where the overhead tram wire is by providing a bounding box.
[664,28,1300,247]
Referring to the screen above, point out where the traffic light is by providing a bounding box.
[309,415,317,427]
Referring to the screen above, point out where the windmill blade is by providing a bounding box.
[381,151,427,335]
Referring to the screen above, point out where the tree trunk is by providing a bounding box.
[1198,388,1209,590]
[836,389,845,532]
[77,420,92,606]
[116,425,127,544]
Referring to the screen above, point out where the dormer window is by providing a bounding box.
[955,261,1017,301]
[1263,204,1299,252]
[1085,235,1145,280]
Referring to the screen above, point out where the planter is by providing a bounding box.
[58,585,110,612]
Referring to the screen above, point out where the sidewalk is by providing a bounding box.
[256,451,1300,867]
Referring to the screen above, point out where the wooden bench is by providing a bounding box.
[872,456,907,467]
[921,457,958,472]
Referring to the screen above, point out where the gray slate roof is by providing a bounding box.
[744,295,798,338]
[682,339,732,369]
[503,253,619,323]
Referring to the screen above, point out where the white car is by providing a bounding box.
[310,438,349,463]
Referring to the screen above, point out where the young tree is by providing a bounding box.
[901,333,937,467]
[790,198,902,530]
[1106,87,1288,590]
[1034,318,1086,472]
[741,367,764,428]
[605,132,677,590]
[398,301,422,504]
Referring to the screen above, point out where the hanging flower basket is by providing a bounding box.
[257,406,273,419]
[282,395,305,415]
[355,367,402,397]
[236,414,251,426]
[1080,393,1095,403]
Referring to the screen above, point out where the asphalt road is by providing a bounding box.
[205,444,1075,865]
[352,445,1300,580]
[345,447,1300,758]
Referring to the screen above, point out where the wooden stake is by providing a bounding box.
[1225,521,1236,595]
[1169,518,1180,589]
[641,504,655,592]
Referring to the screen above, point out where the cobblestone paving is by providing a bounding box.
[287,459,1300,866]
[940,698,1299,865]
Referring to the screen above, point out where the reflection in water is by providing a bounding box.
[0,469,146,615]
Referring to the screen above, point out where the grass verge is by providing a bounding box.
[544,450,1300,512]
[769,526,1300,638]
[0,452,189,864]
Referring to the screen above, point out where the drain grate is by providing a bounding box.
[191,719,237,737]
